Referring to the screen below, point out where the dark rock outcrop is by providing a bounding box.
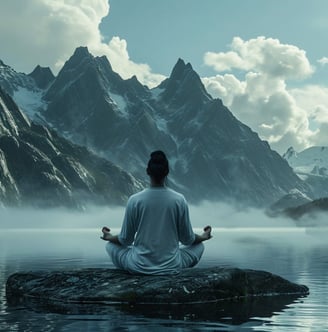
[6,267,309,317]
[28,65,55,89]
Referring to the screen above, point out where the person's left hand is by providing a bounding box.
[100,226,111,241]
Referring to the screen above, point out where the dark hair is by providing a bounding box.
[147,150,169,183]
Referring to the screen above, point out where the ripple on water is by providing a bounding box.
[0,228,328,332]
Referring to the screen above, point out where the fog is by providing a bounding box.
[1,202,327,332]
[0,201,327,279]
[0,201,326,230]
[0,205,126,230]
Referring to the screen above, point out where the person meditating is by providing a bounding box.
[101,150,212,275]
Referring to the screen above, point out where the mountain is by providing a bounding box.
[0,59,48,121]
[0,87,142,208]
[28,65,55,89]
[0,59,36,95]
[43,47,174,180]
[283,197,328,222]
[283,146,328,199]
[283,146,328,175]
[0,48,310,207]
[266,188,312,217]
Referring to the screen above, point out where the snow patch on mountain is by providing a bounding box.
[13,86,46,120]
[283,146,328,177]
[108,92,129,118]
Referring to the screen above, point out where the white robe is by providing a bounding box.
[106,187,204,275]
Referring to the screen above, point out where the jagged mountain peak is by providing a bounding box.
[283,146,296,159]
[60,46,94,74]
[45,47,97,99]
[28,65,55,89]
[169,58,193,81]
[158,58,212,107]
[1,48,312,207]
[72,46,93,59]
[0,59,40,104]
[46,45,149,104]
[51,46,117,83]
[65,48,115,76]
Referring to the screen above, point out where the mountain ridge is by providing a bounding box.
[0,47,312,207]
[283,145,328,199]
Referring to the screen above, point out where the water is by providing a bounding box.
[1,226,328,331]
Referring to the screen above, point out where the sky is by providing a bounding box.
[1,0,328,154]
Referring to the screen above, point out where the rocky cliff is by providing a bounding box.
[0,87,142,208]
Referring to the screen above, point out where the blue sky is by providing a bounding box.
[0,0,328,153]
[100,0,328,80]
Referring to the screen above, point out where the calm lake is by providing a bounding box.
[1,214,328,331]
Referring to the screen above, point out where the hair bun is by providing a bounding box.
[147,150,169,182]
[150,151,167,163]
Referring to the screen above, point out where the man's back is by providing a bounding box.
[118,187,195,274]
[102,150,211,275]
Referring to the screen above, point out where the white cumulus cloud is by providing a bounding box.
[93,37,165,88]
[202,36,327,154]
[204,36,313,79]
[317,57,328,66]
[0,0,164,88]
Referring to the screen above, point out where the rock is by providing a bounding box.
[6,267,308,318]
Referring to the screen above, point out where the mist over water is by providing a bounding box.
[1,200,327,234]
[1,202,328,331]
[1,201,327,261]
[0,201,295,229]
[0,205,126,230]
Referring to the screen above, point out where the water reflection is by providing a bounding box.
[6,280,305,324]
[1,228,328,332]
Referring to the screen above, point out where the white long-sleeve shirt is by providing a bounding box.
[118,187,196,274]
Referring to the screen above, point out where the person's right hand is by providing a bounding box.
[101,226,111,241]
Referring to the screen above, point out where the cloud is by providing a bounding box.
[204,36,313,79]
[93,37,165,88]
[202,36,326,154]
[0,0,163,88]
[290,85,328,124]
[317,57,328,66]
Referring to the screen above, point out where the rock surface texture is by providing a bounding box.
[6,267,308,313]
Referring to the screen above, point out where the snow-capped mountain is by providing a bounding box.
[283,146,328,176]
[0,59,50,122]
[283,146,328,199]
[0,87,142,208]
[0,47,310,207]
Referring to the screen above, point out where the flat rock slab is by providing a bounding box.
[6,267,308,312]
